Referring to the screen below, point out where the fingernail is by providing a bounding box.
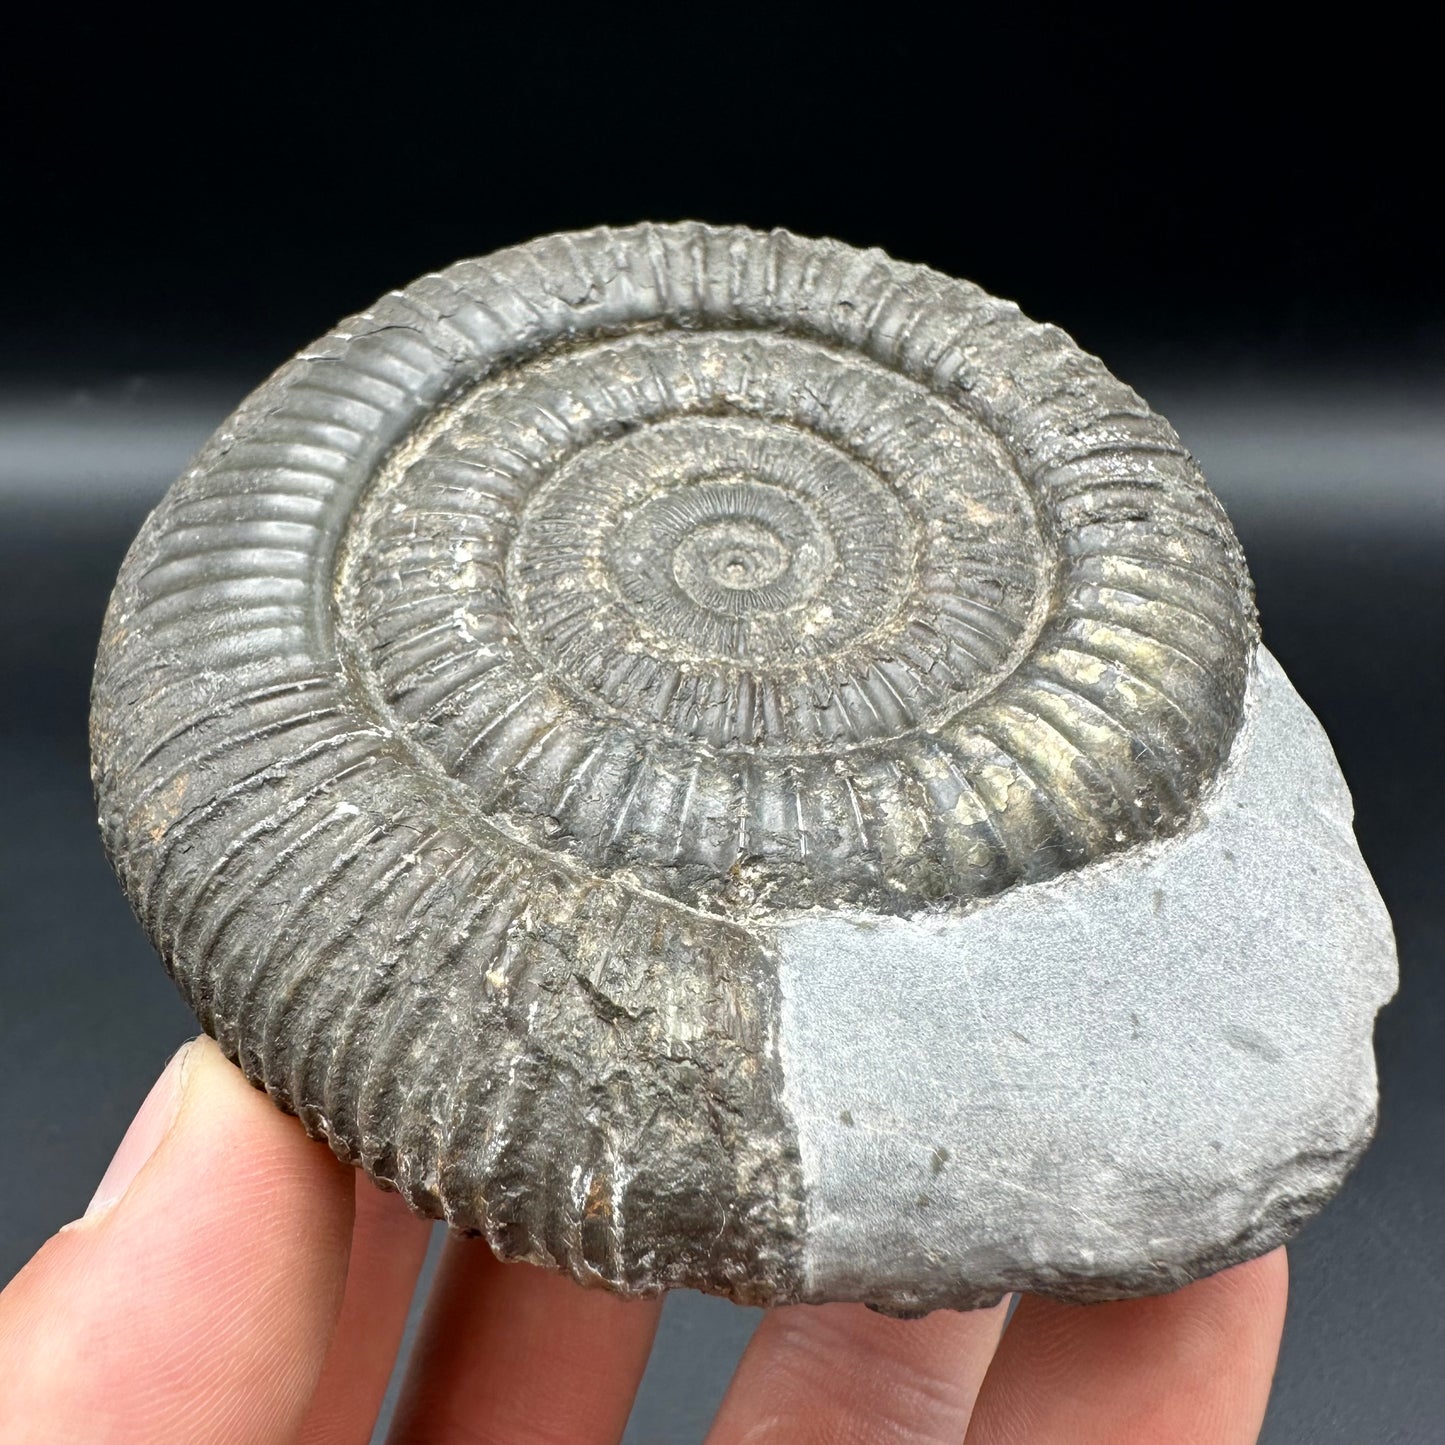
[83,1038,199,1220]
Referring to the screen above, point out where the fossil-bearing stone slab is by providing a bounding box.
[90,222,1396,1310]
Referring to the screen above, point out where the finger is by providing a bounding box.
[386,1236,662,1445]
[706,1296,1010,1445]
[0,1036,355,1445]
[299,1175,434,1445]
[965,1249,1289,1444]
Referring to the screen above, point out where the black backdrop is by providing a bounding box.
[4,11,1439,380]
[2,11,1440,1442]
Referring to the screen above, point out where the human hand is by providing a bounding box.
[0,1037,1288,1443]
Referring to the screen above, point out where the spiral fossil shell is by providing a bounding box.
[92,223,1265,1308]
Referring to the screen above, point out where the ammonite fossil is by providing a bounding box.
[92,223,1396,1312]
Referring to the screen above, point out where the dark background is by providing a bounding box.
[2,11,1440,1441]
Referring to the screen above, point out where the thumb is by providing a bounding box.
[0,1036,355,1445]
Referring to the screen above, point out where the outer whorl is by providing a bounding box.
[93,224,1264,1309]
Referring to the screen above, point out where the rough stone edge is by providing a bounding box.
[770,648,1398,1312]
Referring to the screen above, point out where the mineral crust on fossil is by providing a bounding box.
[91,223,1397,1312]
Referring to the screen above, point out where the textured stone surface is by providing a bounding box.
[777,650,1397,1312]
[90,223,1391,1310]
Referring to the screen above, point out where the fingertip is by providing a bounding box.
[300,1177,433,1445]
[707,1297,1009,1445]
[78,1037,198,1223]
[388,1241,663,1445]
[1236,1245,1289,1315]
[0,1034,357,1443]
[965,1250,1291,1444]
[160,1034,354,1219]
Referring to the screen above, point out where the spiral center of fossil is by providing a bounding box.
[622,478,832,623]
[691,523,788,593]
[345,328,1053,768]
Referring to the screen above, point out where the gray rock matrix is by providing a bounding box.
[91,223,1395,1311]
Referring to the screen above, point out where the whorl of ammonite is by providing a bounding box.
[91,225,1256,1304]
